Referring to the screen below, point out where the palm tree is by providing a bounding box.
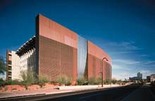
[0,56,5,74]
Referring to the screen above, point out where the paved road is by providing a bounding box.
[121,84,155,101]
[0,84,140,101]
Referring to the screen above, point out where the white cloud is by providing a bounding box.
[112,71,135,80]
[112,64,123,69]
[112,68,154,80]
[112,64,131,70]
[113,59,140,65]
[144,60,155,65]
[101,41,154,80]
[112,58,142,80]
[104,41,141,51]
[110,51,133,54]
[139,70,153,78]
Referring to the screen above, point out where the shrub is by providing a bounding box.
[5,80,21,85]
[0,78,5,86]
[96,77,102,84]
[38,75,49,88]
[20,70,36,89]
[104,79,111,84]
[111,79,117,84]
[77,77,88,85]
[56,75,71,85]
[0,56,6,74]
[88,77,97,85]
[117,80,123,85]
[88,77,102,85]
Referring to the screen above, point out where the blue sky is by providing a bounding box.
[0,0,155,80]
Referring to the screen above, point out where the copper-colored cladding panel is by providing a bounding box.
[36,14,111,81]
[88,41,111,64]
[39,36,77,81]
[102,61,112,80]
[72,49,77,81]
[38,14,78,49]
[36,14,78,82]
[88,54,102,79]
[88,41,112,80]
[87,54,93,78]
[88,54,112,80]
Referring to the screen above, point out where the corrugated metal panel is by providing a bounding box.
[77,36,87,78]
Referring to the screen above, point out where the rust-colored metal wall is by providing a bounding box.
[87,54,102,79]
[88,41,112,80]
[38,14,77,49]
[36,14,78,82]
[39,36,77,81]
[88,41,111,63]
[36,14,111,82]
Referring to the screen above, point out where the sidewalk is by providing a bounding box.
[0,84,121,99]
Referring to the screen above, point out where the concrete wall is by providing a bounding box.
[11,51,21,80]
[6,49,36,81]
[20,48,36,72]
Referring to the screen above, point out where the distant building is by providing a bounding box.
[146,76,150,82]
[150,74,155,82]
[129,72,142,82]
[129,77,139,81]
[137,72,142,80]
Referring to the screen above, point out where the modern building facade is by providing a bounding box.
[6,37,36,80]
[6,14,112,82]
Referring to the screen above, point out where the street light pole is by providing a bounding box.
[100,57,108,87]
[101,72,103,87]
[100,58,105,87]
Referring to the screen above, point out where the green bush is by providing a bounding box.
[77,77,88,85]
[111,79,117,84]
[38,75,49,87]
[56,75,71,85]
[0,78,5,86]
[96,77,102,84]
[0,56,6,74]
[20,70,36,89]
[88,77,102,85]
[104,79,111,84]
[88,77,97,85]
[5,80,21,85]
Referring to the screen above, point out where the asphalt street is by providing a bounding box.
[0,84,140,101]
[121,84,155,101]
[1,84,155,101]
